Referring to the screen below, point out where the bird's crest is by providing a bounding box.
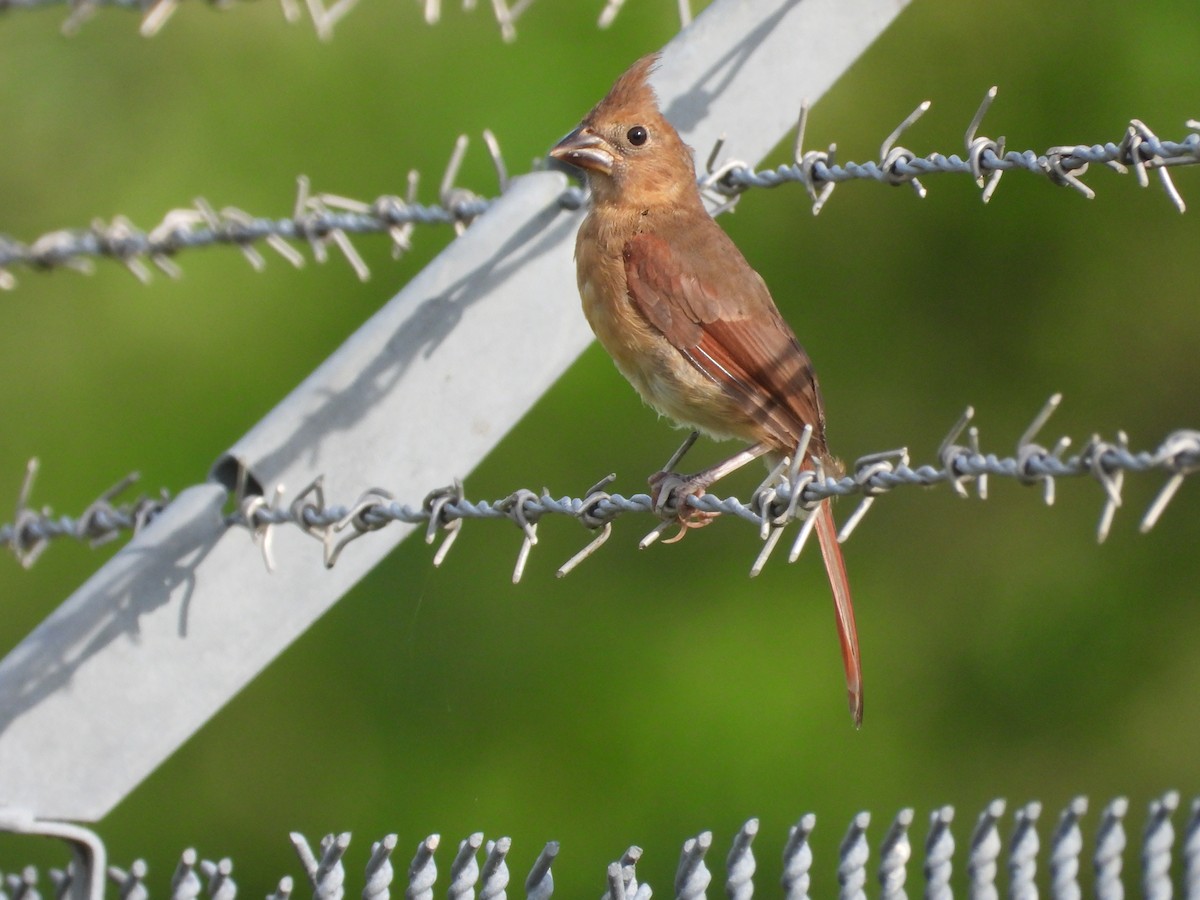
[588,53,663,124]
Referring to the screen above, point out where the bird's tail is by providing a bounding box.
[814,499,863,727]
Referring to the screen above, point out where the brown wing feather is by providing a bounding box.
[622,230,828,457]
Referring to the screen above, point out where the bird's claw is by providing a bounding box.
[648,470,719,542]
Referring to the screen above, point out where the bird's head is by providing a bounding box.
[550,54,698,210]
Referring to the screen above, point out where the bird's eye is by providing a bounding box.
[627,125,649,147]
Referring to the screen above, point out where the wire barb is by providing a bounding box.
[968,798,1006,900]
[364,834,397,900]
[1009,801,1042,900]
[406,834,439,900]
[877,808,912,900]
[606,845,650,900]
[674,831,712,900]
[1140,430,1200,533]
[1050,796,1088,900]
[478,837,510,900]
[793,101,837,214]
[325,487,395,568]
[1142,792,1179,900]
[555,474,616,578]
[197,858,235,900]
[964,86,1006,201]
[241,483,286,572]
[749,426,815,576]
[879,100,932,197]
[923,806,954,900]
[938,405,980,499]
[781,813,816,900]
[496,488,542,583]
[838,811,871,900]
[1014,393,1069,505]
[726,819,757,900]
[1087,431,1129,543]
[1095,797,1130,900]
[524,841,557,900]
[422,480,465,567]
[838,447,909,543]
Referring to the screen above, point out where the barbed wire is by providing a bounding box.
[714,96,1199,214]
[0,133,500,290]
[2,792,1195,900]
[2,97,1196,289]
[4,398,1196,582]
[0,0,685,40]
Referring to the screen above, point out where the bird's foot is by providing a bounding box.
[648,470,719,542]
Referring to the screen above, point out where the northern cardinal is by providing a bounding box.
[549,54,863,727]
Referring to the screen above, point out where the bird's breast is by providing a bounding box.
[575,221,751,443]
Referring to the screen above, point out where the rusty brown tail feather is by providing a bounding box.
[814,499,863,727]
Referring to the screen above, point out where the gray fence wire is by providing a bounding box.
[4,397,1197,581]
[0,102,1196,288]
[2,793,1197,900]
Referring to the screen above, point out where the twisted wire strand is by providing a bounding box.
[1,100,1196,288]
[2,400,1197,579]
[5,793,1200,900]
[0,141,498,289]
[714,94,1200,214]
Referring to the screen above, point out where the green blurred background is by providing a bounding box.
[1,0,1198,895]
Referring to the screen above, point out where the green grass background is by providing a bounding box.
[0,0,1198,896]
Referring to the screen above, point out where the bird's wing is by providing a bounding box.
[624,229,861,725]
[622,229,826,455]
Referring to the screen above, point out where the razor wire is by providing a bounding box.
[0,97,1197,289]
[0,0,688,41]
[3,397,1197,582]
[1,793,1196,900]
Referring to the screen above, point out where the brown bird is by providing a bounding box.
[549,54,863,727]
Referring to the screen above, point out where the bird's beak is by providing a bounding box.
[549,127,615,176]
